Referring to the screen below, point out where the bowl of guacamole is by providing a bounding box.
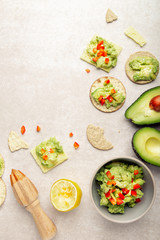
[90,157,155,223]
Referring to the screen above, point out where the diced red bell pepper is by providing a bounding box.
[135,198,141,203]
[109,198,116,205]
[105,79,110,84]
[21,125,26,135]
[106,171,114,180]
[107,95,113,103]
[111,89,116,94]
[131,178,133,183]
[105,58,109,64]
[69,132,73,137]
[85,69,90,73]
[49,148,54,153]
[131,190,137,197]
[100,98,105,105]
[92,57,99,62]
[133,184,141,190]
[116,198,124,205]
[41,148,46,154]
[122,188,129,195]
[118,192,125,200]
[43,155,48,161]
[112,189,116,193]
[74,142,79,149]
[93,48,97,53]
[134,170,139,175]
[105,190,111,198]
[36,125,41,132]
[97,40,104,50]
[107,180,116,186]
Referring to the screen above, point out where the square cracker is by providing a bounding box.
[31,148,68,173]
[80,35,122,73]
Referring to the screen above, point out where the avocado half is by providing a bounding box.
[132,127,160,167]
[125,86,160,125]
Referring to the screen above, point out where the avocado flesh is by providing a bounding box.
[133,127,160,166]
[125,86,160,125]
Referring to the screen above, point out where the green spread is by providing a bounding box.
[91,80,125,108]
[35,137,64,169]
[129,56,159,81]
[96,162,145,214]
[86,36,118,71]
[0,155,5,177]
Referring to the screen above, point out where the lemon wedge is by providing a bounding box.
[50,179,82,212]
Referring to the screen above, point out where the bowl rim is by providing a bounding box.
[90,156,156,224]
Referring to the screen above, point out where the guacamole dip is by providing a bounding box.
[91,78,125,110]
[129,56,159,82]
[96,162,145,214]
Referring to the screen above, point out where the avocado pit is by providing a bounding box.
[149,95,160,112]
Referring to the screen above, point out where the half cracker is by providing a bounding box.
[8,131,29,152]
[30,148,68,173]
[0,154,5,177]
[90,76,126,113]
[125,51,159,84]
[80,35,122,73]
[86,124,113,150]
[106,8,118,23]
[0,178,6,206]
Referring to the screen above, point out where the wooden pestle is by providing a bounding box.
[10,169,57,240]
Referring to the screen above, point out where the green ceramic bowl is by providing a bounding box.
[90,156,156,223]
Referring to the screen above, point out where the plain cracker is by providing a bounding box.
[0,178,6,206]
[87,124,113,150]
[106,8,118,23]
[8,131,29,152]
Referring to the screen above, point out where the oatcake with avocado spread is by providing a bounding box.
[125,51,159,84]
[81,35,122,73]
[90,76,126,113]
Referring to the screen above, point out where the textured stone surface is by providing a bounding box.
[0,0,160,239]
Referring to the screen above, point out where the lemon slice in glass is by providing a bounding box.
[50,179,82,212]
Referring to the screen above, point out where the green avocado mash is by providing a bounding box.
[86,36,118,72]
[35,137,64,169]
[96,162,145,214]
[92,81,125,109]
[129,56,159,81]
[0,155,5,177]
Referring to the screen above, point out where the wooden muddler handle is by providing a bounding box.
[26,199,57,240]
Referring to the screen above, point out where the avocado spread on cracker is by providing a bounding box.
[129,56,159,81]
[35,137,64,168]
[96,162,145,214]
[91,79,125,108]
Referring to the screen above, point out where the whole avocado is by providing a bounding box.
[132,127,160,167]
[125,86,160,125]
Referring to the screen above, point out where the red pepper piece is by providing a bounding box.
[69,132,73,137]
[85,69,90,73]
[93,48,97,53]
[134,170,139,175]
[107,180,116,186]
[105,79,110,84]
[111,89,116,94]
[49,148,54,153]
[107,95,113,103]
[21,125,26,135]
[133,184,141,190]
[106,171,114,180]
[41,148,46,154]
[100,98,105,105]
[131,190,137,197]
[122,188,129,195]
[131,178,133,183]
[135,198,141,203]
[43,155,48,161]
[105,190,111,198]
[105,58,109,64]
[118,192,125,200]
[97,40,104,50]
[116,198,124,205]
[112,189,116,193]
[74,142,79,149]
[109,198,116,205]
[92,57,99,62]
[36,125,41,132]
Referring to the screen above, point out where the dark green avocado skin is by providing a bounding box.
[132,127,160,167]
[125,86,160,125]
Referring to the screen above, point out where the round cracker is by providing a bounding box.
[125,51,159,84]
[0,178,6,206]
[90,76,126,113]
[86,124,113,150]
[0,154,5,177]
